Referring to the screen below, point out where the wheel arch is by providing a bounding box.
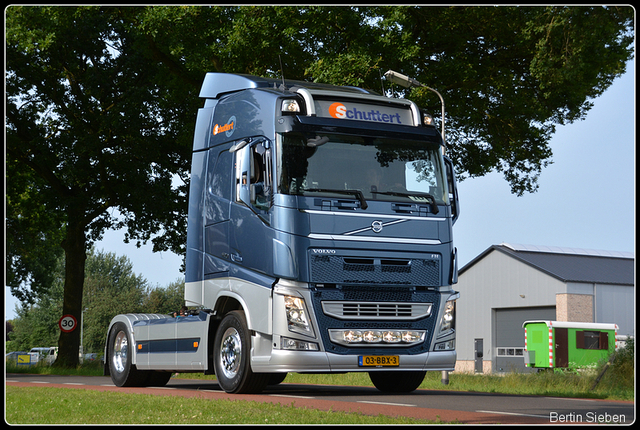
[103,313,169,375]
[104,315,137,375]
[213,292,255,330]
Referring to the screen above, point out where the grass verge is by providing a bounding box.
[5,386,444,425]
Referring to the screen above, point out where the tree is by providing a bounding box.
[82,251,184,355]
[6,6,190,366]
[7,248,168,356]
[8,255,65,352]
[370,6,634,194]
[81,249,149,354]
[6,5,633,365]
[142,279,185,316]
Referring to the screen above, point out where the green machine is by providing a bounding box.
[523,320,618,369]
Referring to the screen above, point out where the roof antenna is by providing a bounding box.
[278,54,287,90]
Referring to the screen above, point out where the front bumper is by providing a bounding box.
[263,281,458,374]
[251,348,456,373]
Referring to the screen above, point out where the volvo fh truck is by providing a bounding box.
[105,73,460,394]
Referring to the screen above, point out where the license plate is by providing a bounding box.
[358,355,399,367]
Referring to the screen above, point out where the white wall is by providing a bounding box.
[455,249,567,362]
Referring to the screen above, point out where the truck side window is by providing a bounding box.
[235,139,272,215]
[209,150,232,200]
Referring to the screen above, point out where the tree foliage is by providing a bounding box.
[5,5,633,365]
[7,249,184,357]
[6,6,190,365]
[372,6,633,194]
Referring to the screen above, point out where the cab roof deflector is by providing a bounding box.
[199,73,377,99]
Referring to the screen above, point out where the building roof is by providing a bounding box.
[460,243,635,286]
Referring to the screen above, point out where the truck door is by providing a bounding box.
[230,139,273,274]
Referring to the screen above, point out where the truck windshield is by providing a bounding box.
[276,132,449,206]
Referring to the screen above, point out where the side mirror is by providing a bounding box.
[444,156,460,225]
[235,144,251,207]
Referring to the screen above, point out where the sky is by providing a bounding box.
[5,61,635,321]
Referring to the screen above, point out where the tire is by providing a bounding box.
[369,371,426,393]
[267,373,288,386]
[145,371,172,387]
[108,322,146,387]
[213,310,269,394]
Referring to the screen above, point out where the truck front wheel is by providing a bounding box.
[369,370,426,393]
[213,311,269,394]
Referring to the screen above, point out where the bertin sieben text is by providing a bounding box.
[549,411,626,423]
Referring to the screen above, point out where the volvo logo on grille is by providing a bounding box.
[371,220,384,233]
[311,249,336,254]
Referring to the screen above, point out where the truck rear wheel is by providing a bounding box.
[369,371,426,393]
[145,371,172,387]
[108,322,146,387]
[213,310,269,394]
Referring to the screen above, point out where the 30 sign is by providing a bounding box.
[58,315,78,333]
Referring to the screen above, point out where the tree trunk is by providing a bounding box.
[54,212,87,368]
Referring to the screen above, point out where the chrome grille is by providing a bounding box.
[321,301,432,320]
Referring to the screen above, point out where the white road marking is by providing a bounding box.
[544,397,598,402]
[477,410,549,419]
[268,394,316,399]
[358,400,416,407]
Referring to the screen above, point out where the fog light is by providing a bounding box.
[281,337,319,351]
[435,340,455,351]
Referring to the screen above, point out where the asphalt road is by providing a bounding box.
[7,373,635,424]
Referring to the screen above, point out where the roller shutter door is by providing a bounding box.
[495,306,556,373]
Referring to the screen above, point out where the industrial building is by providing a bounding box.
[454,243,634,373]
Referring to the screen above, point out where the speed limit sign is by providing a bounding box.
[59,314,78,333]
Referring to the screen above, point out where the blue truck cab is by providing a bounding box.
[105,73,460,394]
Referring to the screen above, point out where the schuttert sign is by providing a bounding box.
[315,100,414,125]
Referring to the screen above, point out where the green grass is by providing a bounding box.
[5,386,443,425]
[6,359,105,376]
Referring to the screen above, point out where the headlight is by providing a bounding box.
[284,295,314,336]
[438,299,456,336]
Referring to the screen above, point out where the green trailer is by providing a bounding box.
[523,321,618,369]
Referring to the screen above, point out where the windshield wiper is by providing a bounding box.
[371,191,439,214]
[301,188,368,210]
